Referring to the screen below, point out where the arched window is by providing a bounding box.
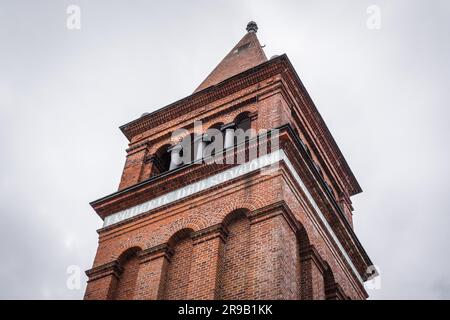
[219,112,251,161]
[233,112,253,151]
[204,122,224,159]
[234,112,252,133]
[152,144,171,176]
[180,132,198,165]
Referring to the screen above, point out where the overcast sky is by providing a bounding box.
[1,0,449,299]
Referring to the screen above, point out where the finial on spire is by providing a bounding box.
[246,21,258,33]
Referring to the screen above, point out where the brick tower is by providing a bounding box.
[84,22,374,300]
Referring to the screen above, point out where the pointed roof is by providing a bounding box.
[194,21,268,93]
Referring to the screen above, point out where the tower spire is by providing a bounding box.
[194,21,267,93]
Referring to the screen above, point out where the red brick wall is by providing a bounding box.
[114,249,140,300]
[248,212,299,299]
[134,246,170,300]
[86,62,369,299]
[84,271,118,300]
[86,169,367,300]
[219,212,250,299]
[187,227,225,299]
[162,233,193,300]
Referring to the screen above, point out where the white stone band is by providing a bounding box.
[103,151,283,228]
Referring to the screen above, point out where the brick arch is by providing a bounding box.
[161,227,194,300]
[148,120,219,155]
[147,214,210,248]
[116,246,142,263]
[113,246,142,300]
[296,221,324,300]
[148,128,189,156]
[151,143,171,176]
[207,122,224,131]
[146,104,258,155]
[220,104,257,125]
[211,194,264,226]
[322,260,351,300]
[293,210,355,300]
[218,208,252,299]
[165,227,195,249]
[110,236,145,261]
[180,132,198,164]
[205,122,224,140]
[200,104,256,134]
[323,262,335,286]
[297,225,311,249]
[169,126,191,145]
[149,139,171,156]
[233,111,251,123]
[221,208,251,227]
[323,261,338,299]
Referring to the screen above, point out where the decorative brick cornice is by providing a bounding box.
[280,133,373,279]
[85,261,123,282]
[299,244,327,275]
[119,53,360,199]
[282,60,361,196]
[138,243,173,264]
[120,58,284,141]
[191,223,229,244]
